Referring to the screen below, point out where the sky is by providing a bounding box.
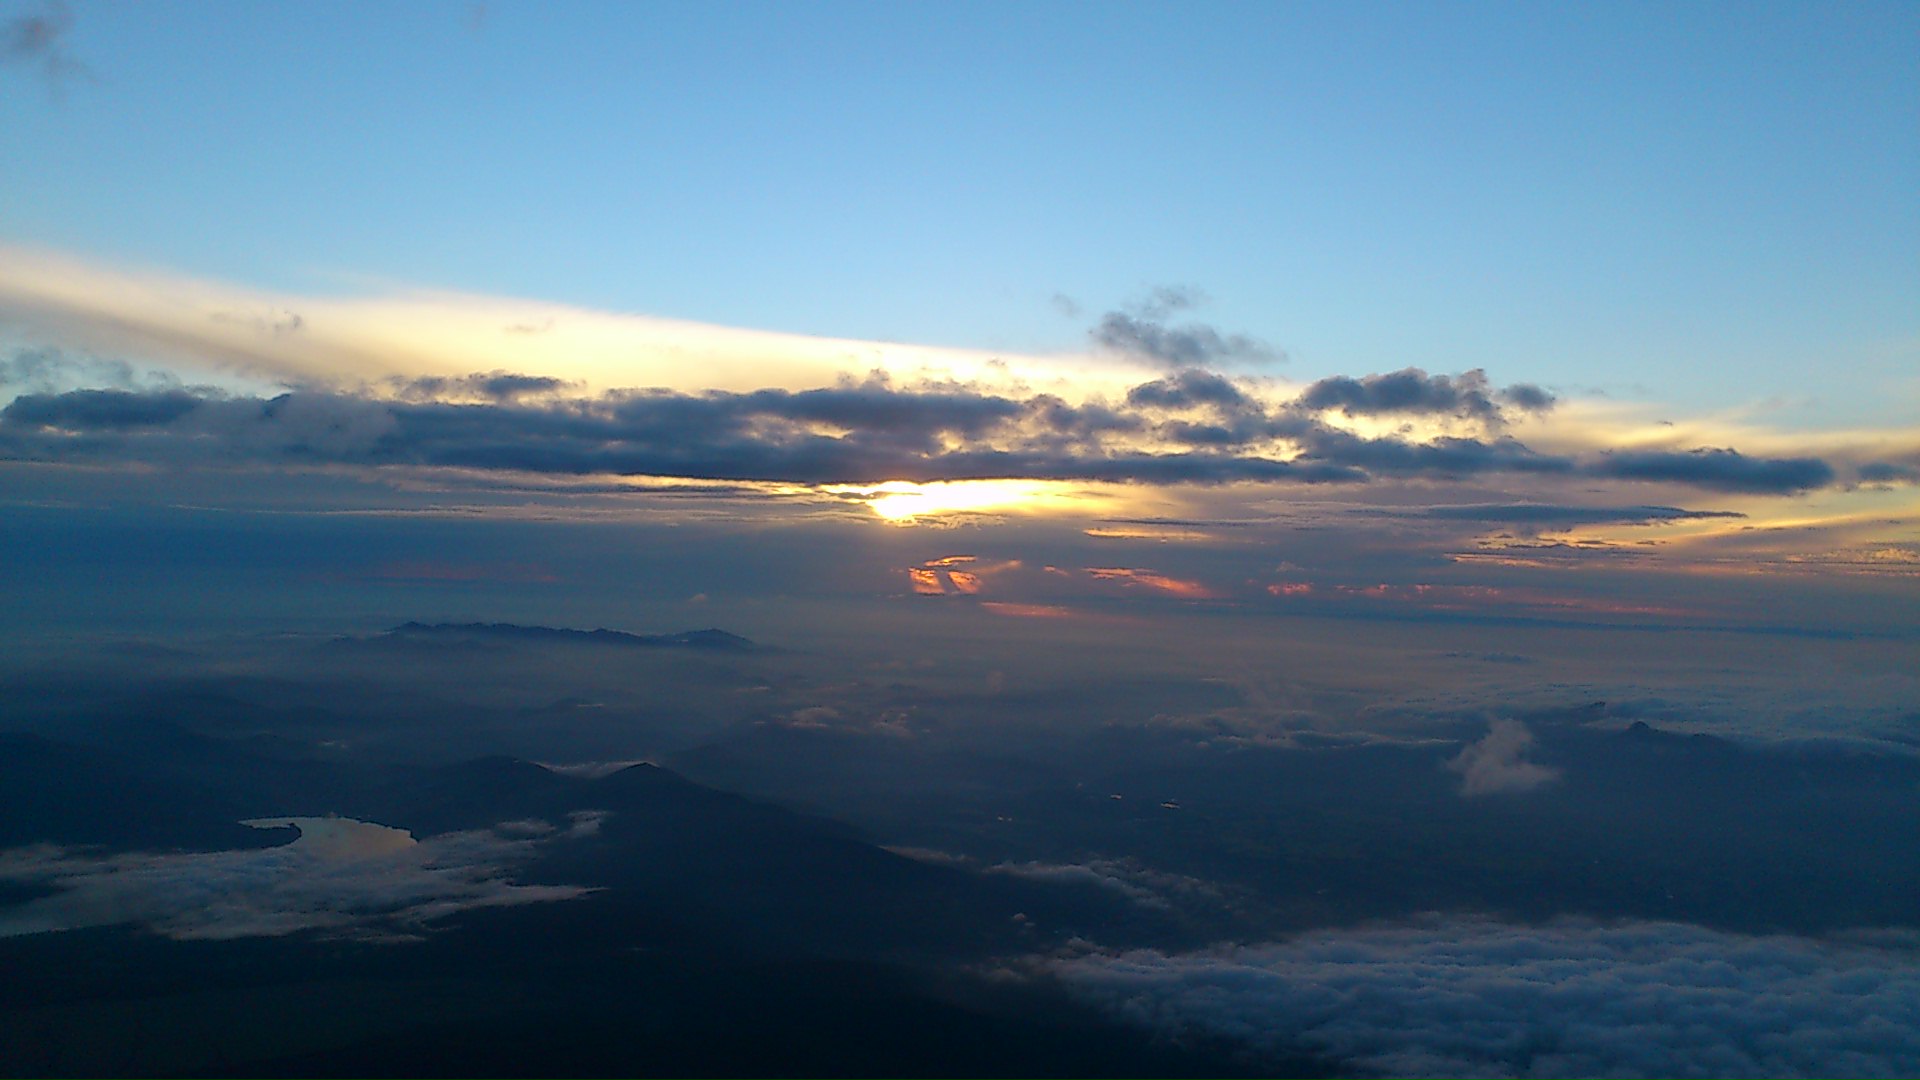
[3,6,1920,1075]
[0,0,1915,648]
[0,0,1915,644]
[3,1,1916,409]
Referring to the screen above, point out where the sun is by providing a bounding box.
[831,479,1104,522]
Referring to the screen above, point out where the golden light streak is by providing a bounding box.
[1083,525,1217,542]
[838,479,1128,522]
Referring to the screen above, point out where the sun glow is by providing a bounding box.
[837,479,1118,522]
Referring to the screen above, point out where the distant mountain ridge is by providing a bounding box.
[374,622,755,651]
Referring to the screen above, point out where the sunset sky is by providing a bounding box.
[4,1,1916,653]
[3,5,1920,1075]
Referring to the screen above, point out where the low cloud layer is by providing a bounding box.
[1044,918,1920,1078]
[985,856,1225,912]
[0,814,599,941]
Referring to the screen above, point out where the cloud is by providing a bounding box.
[0,366,1850,498]
[980,601,1079,619]
[1042,917,1920,1079]
[884,848,1224,912]
[0,345,140,393]
[1124,368,1250,411]
[537,761,652,781]
[0,815,597,941]
[0,379,1346,487]
[0,250,1878,510]
[0,244,1037,396]
[1131,286,1205,320]
[1417,503,1745,527]
[1092,313,1280,370]
[1090,289,1279,369]
[1446,718,1560,795]
[209,308,305,337]
[3,387,205,429]
[1298,367,1506,423]
[1499,382,1556,412]
[771,704,914,738]
[389,371,574,402]
[1592,447,1836,494]
[786,706,843,728]
[1297,426,1571,478]
[986,857,1223,911]
[1,1,93,97]
[1086,566,1219,599]
[1859,462,1920,486]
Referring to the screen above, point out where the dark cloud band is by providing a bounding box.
[0,369,1840,495]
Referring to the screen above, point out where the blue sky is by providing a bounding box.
[3,0,1915,425]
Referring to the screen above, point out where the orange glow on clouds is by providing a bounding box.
[905,555,1021,596]
[1085,567,1220,599]
[980,602,1078,619]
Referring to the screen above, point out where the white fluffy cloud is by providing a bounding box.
[1447,718,1560,796]
[0,815,598,941]
[1042,917,1920,1078]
